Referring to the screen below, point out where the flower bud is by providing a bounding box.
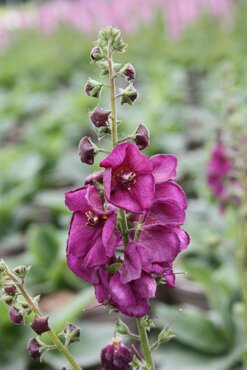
[133,124,150,150]
[115,318,130,335]
[89,107,111,128]
[13,265,30,279]
[78,137,98,165]
[31,316,50,335]
[27,338,43,362]
[120,85,138,105]
[158,327,175,344]
[9,306,24,324]
[101,338,133,370]
[64,323,81,344]
[4,284,17,296]
[90,46,103,61]
[84,78,102,98]
[123,63,136,82]
[3,295,14,306]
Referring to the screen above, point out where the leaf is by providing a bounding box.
[155,303,231,355]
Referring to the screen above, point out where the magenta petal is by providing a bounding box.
[106,186,143,213]
[139,226,180,263]
[67,212,95,257]
[66,253,99,284]
[129,174,155,211]
[85,185,104,214]
[102,213,117,257]
[100,142,128,169]
[155,181,187,210]
[109,273,151,317]
[144,199,185,226]
[126,143,153,173]
[173,227,190,250]
[94,268,110,303]
[65,186,89,212]
[119,243,142,284]
[151,154,177,183]
[132,273,156,299]
[83,236,109,268]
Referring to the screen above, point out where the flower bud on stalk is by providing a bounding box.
[133,124,150,150]
[27,338,44,362]
[90,46,103,61]
[120,84,138,105]
[4,284,17,296]
[31,316,50,335]
[101,338,133,370]
[63,323,81,344]
[13,265,30,279]
[89,107,111,128]
[9,306,24,324]
[122,63,136,82]
[85,78,102,98]
[78,136,98,165]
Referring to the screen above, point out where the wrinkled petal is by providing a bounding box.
[144,199,185,226]
[151,154,177,183]
[132,273,156,299]
[173,227,190,250]
[85,185,104,214]
[66,253,99,284]
[129,174,155,212]
[65,186,89,212]
[94,268,110,303]
[109,273,152,317]
[102,213,118,257]
[119,243,142,284]
[100,142,128,169]
[139,226,180,265]
[155,181,187,209]
[126,143,153,173]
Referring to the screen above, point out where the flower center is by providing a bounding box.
[118,169,136,191]
[85,211,107,227]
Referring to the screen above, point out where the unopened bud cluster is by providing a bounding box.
[78,26,150,166]
[0,260,80,365]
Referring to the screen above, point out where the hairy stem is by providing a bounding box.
[108,44,118,147]
[136,318,155,370]
[5,269,82,370]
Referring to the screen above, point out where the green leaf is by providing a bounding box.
[155,303,231,355]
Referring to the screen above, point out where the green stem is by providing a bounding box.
[108,44,118,148]
[136,318,155,370]
[6,270,82,370]
[119,208,129,246]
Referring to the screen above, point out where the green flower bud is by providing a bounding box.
[84,78,102,98]
[120,84,138,105]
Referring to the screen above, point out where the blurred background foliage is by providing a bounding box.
[0,0,247,369]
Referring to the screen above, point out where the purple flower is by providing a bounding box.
[100,142,155,213]
[123,63,136,82]
[207,143,231,199]
[65,185,118,282]
[101,338,133,370]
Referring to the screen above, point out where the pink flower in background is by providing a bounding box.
[0,0,234,49]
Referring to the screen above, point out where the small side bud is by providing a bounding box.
[89,107,111,128]
[4,284,17,296]
[122,63,136,82]
[9,306,24,324]
[31,316,50,335]
[3,295,14,306]
[116,318,130,335]
[13,265,30,279]
[133,124,150,150]
[0,259,7,274]
[90,46,103,61]
[120,85,138,105]
[158,327,175,344]
[27,338,43,362]
[101,338,133,370]
[64,323,81,344]
[78,137,98,165]
[84,78,102,98]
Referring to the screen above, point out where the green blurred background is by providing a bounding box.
[0,0,247,369]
